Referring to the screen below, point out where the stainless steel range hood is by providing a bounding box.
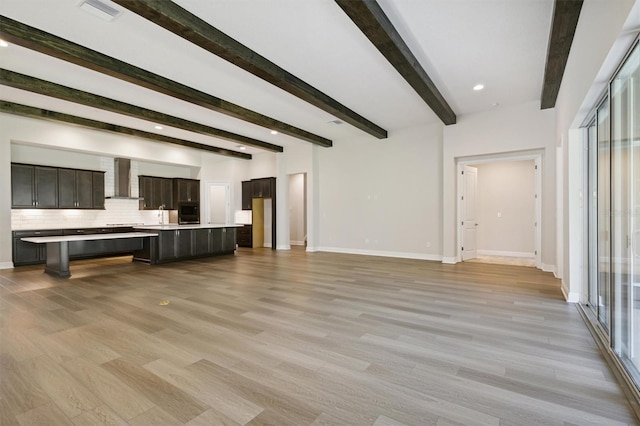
[106,158,143,199]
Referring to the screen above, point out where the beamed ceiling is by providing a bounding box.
[0,0,581,159]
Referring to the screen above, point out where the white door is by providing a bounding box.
[462,165,478,260]
[208,183,229,224]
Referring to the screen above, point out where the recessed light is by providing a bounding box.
[236,145,246,151]
[154,125,163,130]
[473,84,485,91]
[270,130,278,135]
[0,40,8,47]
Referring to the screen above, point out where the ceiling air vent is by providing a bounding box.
[78,0,122,21]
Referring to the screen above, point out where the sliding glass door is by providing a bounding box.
[585,41,640,392]
[597,100,611,331]
[611,43,640,382]
[587,120,598,312]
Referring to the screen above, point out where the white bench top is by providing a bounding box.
[21,232,158,244]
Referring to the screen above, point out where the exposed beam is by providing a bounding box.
[112,0,388,140]
[0,15,332,147]
[0,69,283,153]
[335,0,456,125]
[0,100,252,160]
[540,0,583,109]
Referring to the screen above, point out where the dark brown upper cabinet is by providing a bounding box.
[174,178,200,203]
[92,171,105,210]
[241,180,252,210]
[139,175,174,210]
[251,177,275,199]
[11,164,59,208]
[58,169,94,209]
[11,163,104,210]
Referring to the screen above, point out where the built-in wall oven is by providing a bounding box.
[178,202,200,224]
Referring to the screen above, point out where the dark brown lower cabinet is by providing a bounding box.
[176,229,193,258]
[12,227,136,266]
[133,227,237,264]
[237,225,252,247]
[12,230,61,265]
[193,229,211,256]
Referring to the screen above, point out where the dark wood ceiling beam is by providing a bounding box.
[0,100,251,160]
[0,69,283,153]
[0,15,332,147]
[540,0,583,109]
[335,0,456,125]
[111,0,388,140]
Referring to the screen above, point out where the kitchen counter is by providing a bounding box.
[134,224,244,230]
[12,225,240,270]
[21,232,157,278]
[21,232,157,244]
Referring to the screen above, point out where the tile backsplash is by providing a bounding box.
[11,199,167,230]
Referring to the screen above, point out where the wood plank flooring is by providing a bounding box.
[1,248,638,425]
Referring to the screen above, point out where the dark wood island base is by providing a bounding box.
[132,225,238,264]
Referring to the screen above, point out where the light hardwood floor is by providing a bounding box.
[1,248,638,425]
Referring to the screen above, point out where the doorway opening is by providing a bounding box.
[289,173,307,248]
[206,182,230,225]
[457,153,542,268]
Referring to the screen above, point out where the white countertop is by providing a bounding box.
[21,232,158,243]
[134,224,244,230]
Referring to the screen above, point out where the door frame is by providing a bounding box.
[287,172,307,247]
[204,181,231,225]
[456,151,542,268]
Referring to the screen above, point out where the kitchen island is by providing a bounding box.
[21,232,158,278]
[132,224,241,264]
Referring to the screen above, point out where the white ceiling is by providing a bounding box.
[0,0,554,156]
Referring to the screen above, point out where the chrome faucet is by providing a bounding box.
[158,205,164,225]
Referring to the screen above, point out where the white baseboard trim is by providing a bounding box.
[0,262,14,270]
[542,263,558,277]
[477,250,535,258]
[316,247,442,262]
[561,284,580,303]
[290,241,305,246]
[263,243,272,248]
[305,246,318,252]
[442,256,458,264]
[276,244,291,250]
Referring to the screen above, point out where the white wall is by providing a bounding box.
[0,136,11,269]
[317,123,444,260]
[443,101,556,269]
[475,160,535,256]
